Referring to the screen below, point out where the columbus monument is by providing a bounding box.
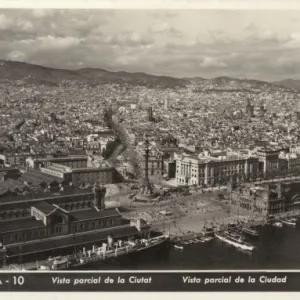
[135,137,156,202]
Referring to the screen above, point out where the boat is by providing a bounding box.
[38,234,170,271]
[241,226,259,238]
[201,227,215,237]
[267,215,275,222]
[40,256,70,270]
[181,241,190,245]
[281,218,297,227]
[198,236,214,243]
[194,238,204,242]
[186,240,194,244]
[272,221,283,228]
[202,236,214,242]
[215,232,254,251]
[174,244,184,250]
[227,223,238,231]
[225,230,245,242]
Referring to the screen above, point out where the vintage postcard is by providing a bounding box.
[0,0,300,293]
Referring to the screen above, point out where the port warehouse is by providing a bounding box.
[0,183,117,221]
[0,206,146,266]
[0,185,149,267]
[0,206,123,245]
[0,223,142,266]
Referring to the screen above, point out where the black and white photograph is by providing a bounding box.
[1,0,300,292]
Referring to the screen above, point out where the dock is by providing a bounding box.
[170,210,300,244]
[170,216,269,243]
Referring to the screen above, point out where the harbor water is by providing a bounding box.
[81,225,300,270]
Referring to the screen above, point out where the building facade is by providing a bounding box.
[26,156,88,170]
[279,152,300,171]
[256,148,281,175]
[0,183,108,242]
[71,167,113,186]
[40,163,73,180]
[230,181,300,216]
[0,185,148,267]
[39,162,114,187]
[141,154,164,177]
[176,154,259,186]
[3,153,50,167]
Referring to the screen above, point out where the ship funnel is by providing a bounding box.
[107,234,114,249]
[136,219,141,231]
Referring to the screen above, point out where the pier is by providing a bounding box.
[170,209,300,243]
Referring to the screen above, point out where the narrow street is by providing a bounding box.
[107,143,126,167]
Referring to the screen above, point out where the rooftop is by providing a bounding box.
[19,169,64,186]
[41,163,72,173]
[33,201,56,215]
[0,179,25,191]
[0,186,94,204]
[0,217,44,234]
[72,166,112,172]
[6,225,139,257]
[0,167,19,172]
[71,208,121,221]
[32,156,88,162]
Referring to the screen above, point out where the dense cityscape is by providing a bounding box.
[1,9,300,272]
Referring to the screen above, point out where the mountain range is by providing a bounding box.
[272,79,300,90]
[0,60,299,90]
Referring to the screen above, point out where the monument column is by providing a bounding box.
[136,137,155,201]
[144,138,149,181]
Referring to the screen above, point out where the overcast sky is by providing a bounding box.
[0,9,300,81]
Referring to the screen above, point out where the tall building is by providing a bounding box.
[141,153,164,177]
[245,98,254,117]
[104,106,113,126]
[259,105,265,118]
[256,148,280,175]
[164,98,169,110]
[148,107,153,122]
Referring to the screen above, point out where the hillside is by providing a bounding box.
[211,76,273,88]
[0,60,188,88]
[183,76,206,83]
[273,79,300,90]
[185,75,277,90]
[0,60,297,91]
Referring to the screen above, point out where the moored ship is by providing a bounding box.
[215,231,254,252]
[241,226,259,238]
[38,234,170,270]
[281,217,297,227]
[201,227,215,237]
[272,221,283,228]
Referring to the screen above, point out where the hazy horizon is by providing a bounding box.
[1,9,300,81]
